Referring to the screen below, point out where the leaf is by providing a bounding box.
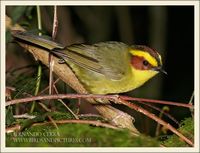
[6,106,15,126]
[6,30,12,43]
[10,6,27,24]
[25,6,35,20]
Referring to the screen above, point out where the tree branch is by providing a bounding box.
[6,119,119,133]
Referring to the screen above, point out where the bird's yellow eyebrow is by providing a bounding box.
[129,49,158,67]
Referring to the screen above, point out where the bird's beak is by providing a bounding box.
[152,67,167,75]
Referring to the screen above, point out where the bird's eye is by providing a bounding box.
[143,60,149,66]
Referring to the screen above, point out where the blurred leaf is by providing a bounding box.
[50,111,76,120]
[10,6,27,23]
[19,21,31,28]
[10,6,35,27]
[25,6,35,20]
[6,30,12,43]
[10,73,41,99]
[6,106,15,126]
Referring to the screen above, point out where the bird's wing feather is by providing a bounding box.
[12,31,130,80]
[93,42,130,80]
[12,30,65,50]
[53,42,130,80]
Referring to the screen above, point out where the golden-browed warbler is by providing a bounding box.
[12,31,167,94]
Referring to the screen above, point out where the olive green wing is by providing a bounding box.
[53,42,130,80]
[93,42,131,80]
[53,44,103,74]
[11,30,64,50]
[12,31,130,80]
[11,31,102,76]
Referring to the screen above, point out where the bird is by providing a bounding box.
[11,30,166,94]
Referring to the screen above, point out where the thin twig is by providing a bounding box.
[39,78,60,95]
[6,94,193,109]
[38,101,59,130]
[37,6,42,36]
[30,6,43,113]
[119,96,193,108]
[13,113,36,119]
[48,6,58,106]
[47,115,59,130]
[48,6,58,104]
[53,84,79,119]
[30,64,42,113]
[155,106,170,136]
[6,64,36,74]
[6,119,119,133]
[188,91,194,117]
[52,6,58,40]
[140,102,179,126]
[48,54,54,97]
[116,99,194,146]
[5,94,193,146]
[189,91,194,104]
[38,102,52,112]
[78,113,104,119]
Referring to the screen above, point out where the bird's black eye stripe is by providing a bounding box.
[143,60,149,66]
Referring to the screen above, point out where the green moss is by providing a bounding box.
[6,124,160,147]
[162,117,194,147]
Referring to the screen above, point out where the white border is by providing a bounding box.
[1,1,199,152]
[1,0,199,6]
[194,2,200,151]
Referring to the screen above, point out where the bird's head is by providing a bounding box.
[128,45,166,87]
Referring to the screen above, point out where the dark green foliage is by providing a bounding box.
[6,30,12,43]
[10,6,35,24]
[6,106,15,126]
[11,6,27,23]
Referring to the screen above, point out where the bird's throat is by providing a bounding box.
[130,67,158,90]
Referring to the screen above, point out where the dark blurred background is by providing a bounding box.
[6,6,194,135]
